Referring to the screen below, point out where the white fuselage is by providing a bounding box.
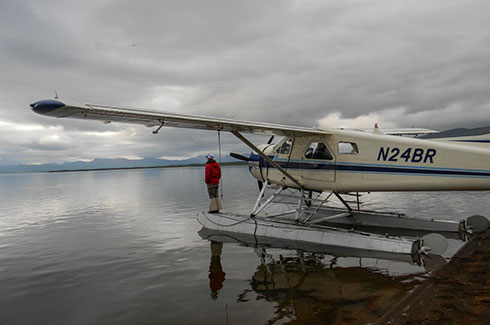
[249,129,490,192]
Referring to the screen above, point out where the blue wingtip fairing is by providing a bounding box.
[30,99,65,115]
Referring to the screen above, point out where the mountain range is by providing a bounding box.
[0,156,236,173]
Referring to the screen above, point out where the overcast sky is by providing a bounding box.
[1,0,490,165]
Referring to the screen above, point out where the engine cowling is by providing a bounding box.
[248,143,276,184]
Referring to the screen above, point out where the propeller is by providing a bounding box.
[230,152,265,191]
[231,137,276,193]
[230,152,249,162]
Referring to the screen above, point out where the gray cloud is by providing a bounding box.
[1,0,490,165]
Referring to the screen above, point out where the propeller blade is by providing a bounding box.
[230,152,249,162]
[258,180,263,191]
[267,135,275,144]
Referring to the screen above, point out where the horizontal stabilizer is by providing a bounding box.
[434,133,490,149]
[383,128,440,136]
[339,127,439,137]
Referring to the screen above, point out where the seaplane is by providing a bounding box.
[30,98,490,263]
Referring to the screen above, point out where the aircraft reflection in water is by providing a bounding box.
[200,228,447,324]
[249,256,409,324]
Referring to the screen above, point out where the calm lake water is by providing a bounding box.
[0,166,488,324]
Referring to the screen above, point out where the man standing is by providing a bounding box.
[205,153,222,213]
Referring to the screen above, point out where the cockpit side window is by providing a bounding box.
[276,137,293,155]
[304,142,333,160]
[338,142,359,155]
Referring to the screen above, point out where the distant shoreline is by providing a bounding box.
[47,161,247,173]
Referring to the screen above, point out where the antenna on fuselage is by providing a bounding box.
[373,122,384,135]
[54,91,59,99]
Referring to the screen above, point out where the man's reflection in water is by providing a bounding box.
[208,241,226,300]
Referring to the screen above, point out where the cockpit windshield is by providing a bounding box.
[275,137,293,155]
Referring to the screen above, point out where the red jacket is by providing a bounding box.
[205,160,221,185]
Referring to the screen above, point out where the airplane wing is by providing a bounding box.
[30,99,328,137]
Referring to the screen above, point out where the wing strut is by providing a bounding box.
[231,130,303,188]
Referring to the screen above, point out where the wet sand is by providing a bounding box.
[376,229,490,324]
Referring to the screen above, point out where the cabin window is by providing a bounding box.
[276,138,293,155]
[304,142,333,160]
[338,142,359,155]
